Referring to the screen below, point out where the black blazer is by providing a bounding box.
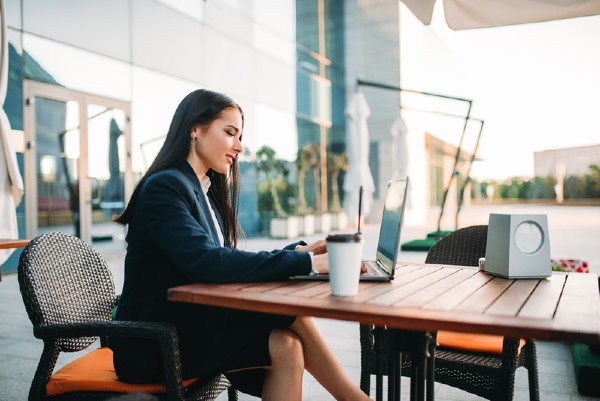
[112,162,311,382]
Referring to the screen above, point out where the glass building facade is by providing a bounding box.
[2,0,404,272]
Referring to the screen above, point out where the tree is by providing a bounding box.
[588,164,600,197]
[295,143,320,214]
[327,152,346,212]
[256,146,288,218]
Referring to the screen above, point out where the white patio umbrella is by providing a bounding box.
[390,115,409,180]
[402,0,600,30]
[0,0,24,265]
[343,91,375,222]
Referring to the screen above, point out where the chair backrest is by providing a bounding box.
[18,231,117,352]
[425,225,488,267]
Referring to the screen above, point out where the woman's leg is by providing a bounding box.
[289,316,372,401]
[262,328,305,401]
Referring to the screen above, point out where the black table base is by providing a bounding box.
[373,328,437,401]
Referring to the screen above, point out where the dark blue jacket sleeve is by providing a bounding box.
[137,170,312,283]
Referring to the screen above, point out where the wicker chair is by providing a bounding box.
[18,231,237,401]
[359,225,540,401]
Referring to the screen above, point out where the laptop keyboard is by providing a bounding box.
[362,260,385,276]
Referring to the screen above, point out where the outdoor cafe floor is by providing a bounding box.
[1,204,599,401]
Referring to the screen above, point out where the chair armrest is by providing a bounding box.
[34,320,175,341]
[35,321,186,401]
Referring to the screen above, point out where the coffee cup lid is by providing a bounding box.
[326,233,363,243]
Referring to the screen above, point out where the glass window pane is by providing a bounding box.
[154,0,204,20]
[297,49,320,74]
[203,1,253,44]
[296,71,331,123]
[296,0,319,54]
[87,105,127,240]
[253,24,295,66]
[131,66,197,174]
[5,0,21,30]
[36,97,80,237]
[23,33,131,101]
[6,32,23,130]
[132,0,204,82]
[22,0,130,61]
[253,0,294,39]
[203,29,254,96]
[254,51,296,111]
[254,103,297,162]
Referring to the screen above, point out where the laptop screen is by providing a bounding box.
[376,178,409,273]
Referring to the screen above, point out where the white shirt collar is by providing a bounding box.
[200,175,211,195]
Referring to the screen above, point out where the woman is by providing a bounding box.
[111,89,370,401]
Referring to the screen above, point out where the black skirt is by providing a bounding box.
[113,303,296,396]
[178,305,297,377]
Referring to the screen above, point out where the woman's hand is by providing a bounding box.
[311,253,329,274]
[295,239,327,255]
[310,253,367,275]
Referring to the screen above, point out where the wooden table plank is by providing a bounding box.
[454,277,514,314]
[519,275,566,319]
[423,272,494,311]
[556,273,600,317]
[287,282,332,298]
[167,266,600,344]
[237,281,294,293]
[486,279,540,317]
[553,273,600,339]
[269,281,322,295]
[368,266,457,306]
[344,265,441,303]
[393,263,425,277]
[0,239,29,250]
[168,282,556,339]
[348,281,396,302]
[398,268,479,307]
[313,282,380,300]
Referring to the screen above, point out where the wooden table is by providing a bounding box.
[168,263,600,399]
[0,239,29,250]
[0,239,29,281]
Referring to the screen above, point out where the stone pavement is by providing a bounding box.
[1,204,599,400]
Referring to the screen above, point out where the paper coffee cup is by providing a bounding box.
[326,234,364,296]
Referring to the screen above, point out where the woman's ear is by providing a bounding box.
[191,125,203,140]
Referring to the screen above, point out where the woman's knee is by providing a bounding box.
[269,329,304,369]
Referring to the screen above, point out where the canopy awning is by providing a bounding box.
[402,0,600,30]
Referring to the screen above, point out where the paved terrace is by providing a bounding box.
[1,204,599,400]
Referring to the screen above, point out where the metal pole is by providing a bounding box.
[455,119,484,229]
[355,79,475,238]
[435,103,471,238]
[357,79,472,104]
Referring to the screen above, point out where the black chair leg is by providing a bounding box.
[227,386,238,401]
[360,324,374,395]
[426,333,436,401]
[526,341,540,401]
[376,347,384,401]
[388,350,397,401]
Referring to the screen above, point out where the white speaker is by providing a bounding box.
[484,214,552,279]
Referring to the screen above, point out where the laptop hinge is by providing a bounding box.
[376,260,390,275]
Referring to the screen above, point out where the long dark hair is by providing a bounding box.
[115,89,244,248]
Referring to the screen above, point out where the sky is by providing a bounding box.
[400,3,600,180]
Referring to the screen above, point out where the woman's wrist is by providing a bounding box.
[311,253,328,274]
[307,252,316,273]
[295,244,316,273]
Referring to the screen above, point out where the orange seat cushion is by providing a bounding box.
[46,347,197,396]
[437,331,526,355]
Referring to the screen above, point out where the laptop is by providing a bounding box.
[291,177,409,282]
